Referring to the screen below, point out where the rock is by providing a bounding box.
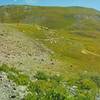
[51,62,54,65]
[16,86,27,99]
[69,85,78,96]
[10,95,16,98]
[0,33,4,36]
[28,53,32,56]
[0,72,27,100]
[13,87,16,90]
[0,75,2,79]
[70,65,73,67]
[96,94,100,100]
[41,59,44,61]
[0,72,7,79]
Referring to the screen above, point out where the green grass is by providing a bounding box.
[0,64,99,100]
[0,64,29,85]
[11,23,100,74]
[25,70,98,100]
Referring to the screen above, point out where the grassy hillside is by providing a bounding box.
[0,5,100,100]
[0,5,100,31]
[11,22,100,71]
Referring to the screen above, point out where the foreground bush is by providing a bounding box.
[0,64,99,100]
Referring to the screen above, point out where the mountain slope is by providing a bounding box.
[0,5,100,32]
[0,5,99,76]
[0,5,100,100]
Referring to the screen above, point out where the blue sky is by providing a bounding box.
[0,0,100,10]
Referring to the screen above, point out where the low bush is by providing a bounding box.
[0,64,99,100]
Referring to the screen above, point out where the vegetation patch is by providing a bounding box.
[0,64,99,100]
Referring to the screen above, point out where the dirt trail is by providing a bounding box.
[81,49,100,57]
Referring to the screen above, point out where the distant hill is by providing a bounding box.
[0,5,100,32]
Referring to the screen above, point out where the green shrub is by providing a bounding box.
[34,71,48,81]
[0,64,29,85]
[8,72,29,85]
[24,93,37,100]
[0,64,98,100]
[0,64,19,74]
[91,75,100,88]
[46,90,65,100]
[50,75,63,83]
